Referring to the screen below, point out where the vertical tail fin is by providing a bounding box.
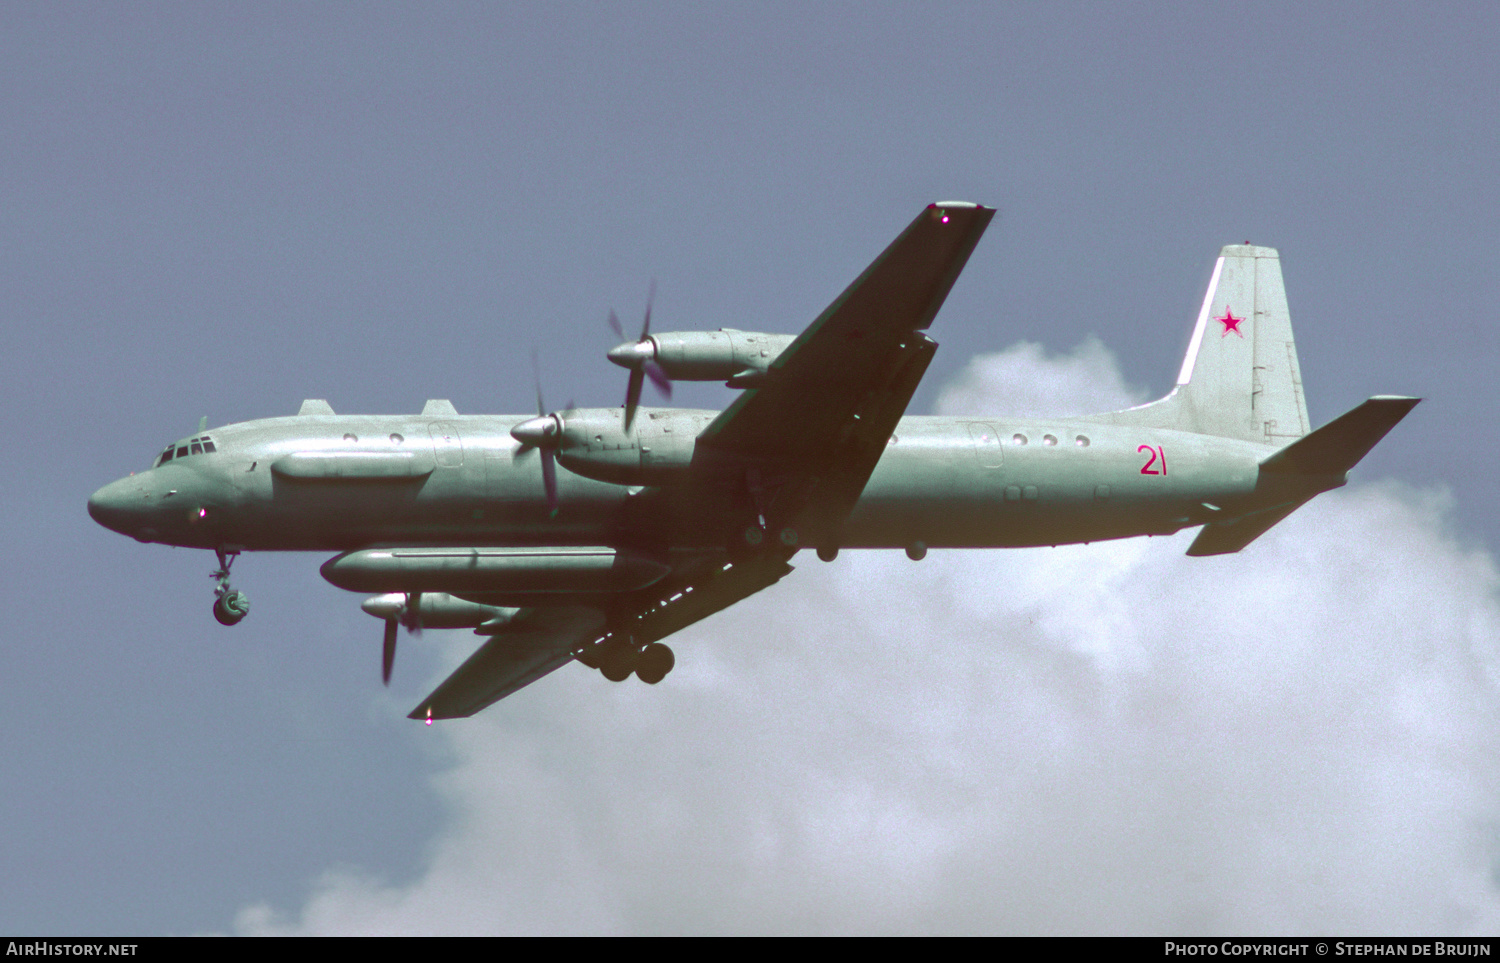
[1100,245,1310,444]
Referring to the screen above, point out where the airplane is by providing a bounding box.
[87,202,1419,722]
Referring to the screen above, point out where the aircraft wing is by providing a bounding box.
[409,605,605,720]
[695,201,994,542]
[409,552,797,719]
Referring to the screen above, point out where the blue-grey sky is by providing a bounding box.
[5,2,1498,934]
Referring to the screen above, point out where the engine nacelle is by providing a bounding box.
[618,329,796,386]
[546,406,714,486]
[361,592,519,634]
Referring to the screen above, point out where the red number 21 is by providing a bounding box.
[1138,444,1167,476]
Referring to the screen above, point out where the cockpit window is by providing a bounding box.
[156,435,216,467]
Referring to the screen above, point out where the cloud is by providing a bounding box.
[235,341,1500,935]
[935,337,1150,418]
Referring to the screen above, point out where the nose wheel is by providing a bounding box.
[210,547,250,626]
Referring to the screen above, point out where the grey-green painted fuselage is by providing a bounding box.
[90,409,1266,555]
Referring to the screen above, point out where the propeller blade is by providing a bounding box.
[382,618,397,686]
[624,367,645,432]
[541,448,558,517]
[645,359,672,398]
[531,348,547,417]
[612,282,670,431]
[525,349,561,516]
[607,309,624,341]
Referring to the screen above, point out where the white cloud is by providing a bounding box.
[935,337,1149,418]
[236,342,1500,935]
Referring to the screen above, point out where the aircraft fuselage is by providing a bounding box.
[88,408,1270,556]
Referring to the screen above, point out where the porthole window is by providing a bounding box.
[390,433,404,444]
[1012,433,1028,446]
[888,434,898,445]
[1043,434,1058,447]
[1075,435,1090,447]
[344,433,358,443]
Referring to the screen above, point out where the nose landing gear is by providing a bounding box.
[211,547,250,626]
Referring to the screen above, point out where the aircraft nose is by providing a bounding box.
[88,476,150,538]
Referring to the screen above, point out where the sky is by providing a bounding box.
[3,1,1498,935]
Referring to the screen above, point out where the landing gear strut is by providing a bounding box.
[211,547,250,626]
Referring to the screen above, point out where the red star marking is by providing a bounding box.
[1217,307,1245,338]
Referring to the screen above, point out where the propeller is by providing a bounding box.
[606,281,672,431]
[364,591,423,686]
[510,351,566,517]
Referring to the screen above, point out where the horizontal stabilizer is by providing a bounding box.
[1186,498,1312,556]
[1186,395,1419,556]
[1260,396,1420,477]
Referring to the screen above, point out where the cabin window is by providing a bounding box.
[176,446,189,459]
[190,442,203,455]
[1012,433,1028,446]
[159,447,175,465]
[202,440,215,453]
[344,433,358,442]
[1075,435,1090,447]
[1043,434,1058,446]
[390,433,404,444]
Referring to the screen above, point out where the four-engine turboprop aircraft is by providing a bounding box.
[88,202,1418,721]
